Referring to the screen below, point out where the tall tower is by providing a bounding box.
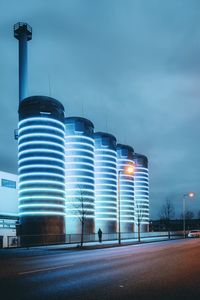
[117,144,134,233]
[65,117,95,234]
[94,132,117,233]
[133,153,149,232]
[14,22,32,102]
[18,96,66,246]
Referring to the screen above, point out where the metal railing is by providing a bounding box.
[6,231,184,248]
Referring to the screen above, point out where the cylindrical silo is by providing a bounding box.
[65,117,95,234]
[117,144,134,233]
[18,96,66,246]
[94,132,117,234]
[133,153,149,232]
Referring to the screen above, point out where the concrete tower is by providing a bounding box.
[133,153,149,232]
[14,22,32,102]
[94,132,117,233]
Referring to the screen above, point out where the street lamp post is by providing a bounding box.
[118,170,121,245]
[118,166,134,245]
[182,192,194,238]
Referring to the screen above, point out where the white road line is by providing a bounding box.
[18,264,74,276]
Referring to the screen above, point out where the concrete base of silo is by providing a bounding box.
[65,217,95,235]
[95,220,117,234]
[19,216,66,247]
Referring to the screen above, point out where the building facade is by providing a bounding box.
[94,132,117,233]
[133,153,149,232]
[65,117,95,234]
[18,96,66,245]
[117,144,135,233]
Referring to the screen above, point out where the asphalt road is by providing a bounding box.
[1,239,200,300]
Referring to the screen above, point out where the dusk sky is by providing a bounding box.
[0,0,200,219]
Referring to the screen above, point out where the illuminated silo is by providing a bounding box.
[117,144,134,233]
[65,117,95,234]
[94,132,117,233]
[133,153,149,232]
[18,96,66,245]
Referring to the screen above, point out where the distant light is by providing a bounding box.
[188,192,195,198]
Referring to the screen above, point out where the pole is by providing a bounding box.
[118,170,121,245]
[183,195,186,238]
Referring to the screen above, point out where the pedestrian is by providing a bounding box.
[98,228,103,243]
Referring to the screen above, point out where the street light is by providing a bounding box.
[182,192,195,238]
[118,165,134,245]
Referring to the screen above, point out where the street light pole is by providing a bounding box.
[182,192,195,238]
[118,170,121,245]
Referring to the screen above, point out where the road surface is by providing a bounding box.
[1,239,200,300]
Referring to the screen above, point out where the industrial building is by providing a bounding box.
[133,153,149,232]
[0,21,150,246]
[65,117,95,234]
[94,132,117,233]
[18,96,66,245]
[117,144,135,233]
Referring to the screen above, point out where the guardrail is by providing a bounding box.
[6,231,184,248]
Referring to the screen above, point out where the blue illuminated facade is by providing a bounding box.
[18,96,66,244]
[117,144,134,233]
[133,153,149,232]
[65,117,95,234]
[94,132,117,233]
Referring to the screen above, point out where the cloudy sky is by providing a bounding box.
[0,0,200,219]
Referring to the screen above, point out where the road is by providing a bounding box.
[1,239,200,300]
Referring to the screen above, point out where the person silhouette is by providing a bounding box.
[98,228,103,243]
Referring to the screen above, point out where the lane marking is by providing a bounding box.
[18,264,74,276]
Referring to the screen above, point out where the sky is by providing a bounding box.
[0,0,200,219]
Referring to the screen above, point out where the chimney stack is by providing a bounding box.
[14,22,32,102]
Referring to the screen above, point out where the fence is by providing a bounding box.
[6,231,184,248]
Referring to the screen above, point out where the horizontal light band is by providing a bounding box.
[95,161,117,166]
[65,215,94,219]
[65,175,94,180]
[19,164,65,172]
[66,182,94,187]
[19,188,65,193]
[95,195,117,198]
[66,208,95,212]
[95,149,116,155]
[18,133,64,143]
[95,212,117,216]
[19,117,65,129]
[18,141,65,150]
[65,135,94,143]
[134,195,149,199]
[19,203,65,208]
[135,167,148,171]
[65,195,94,199]
[19,196,65,201]
[66,169,94,174]
[120,220,134,223]
[19,211,65,216]
[95,166,116,171]
[19,149,65,157]
[19,172,65,179]
[19,125,64,136]
[19,180,65,187]
[95,154,116,159]
[19,156,64,164]
[65,188,93,191]
[66,201,94,206]
[96,218,117,221]
[117,159,134,164]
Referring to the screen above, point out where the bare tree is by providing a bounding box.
[135,203,145,242]
[159,198,175,239]
[68,186,90,248]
